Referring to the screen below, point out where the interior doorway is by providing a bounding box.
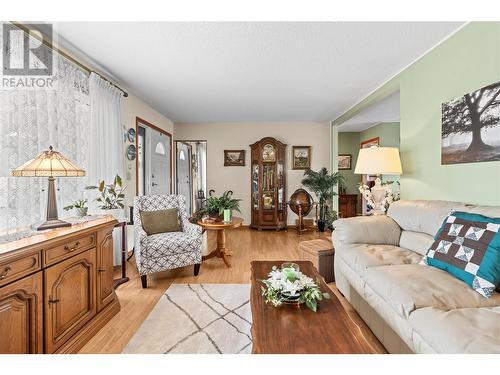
[136,117,172,196]
[174,140,207,216]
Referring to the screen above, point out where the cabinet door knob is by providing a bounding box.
[0,266,11,279]
[98,268,107,273]
[48,298,60,304]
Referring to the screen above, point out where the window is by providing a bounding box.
[155,141,166,155]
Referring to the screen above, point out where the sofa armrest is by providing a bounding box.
[332,215,401,248]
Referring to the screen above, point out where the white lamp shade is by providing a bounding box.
[11,146,85,177]
[354,147,402,175]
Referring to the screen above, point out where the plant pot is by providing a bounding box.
[208,213,223,222]
[100,208,121,219]
[317,220,326,232]
[75,207,88,217]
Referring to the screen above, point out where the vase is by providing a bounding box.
[75,207,88,217]
[223,209,231,223]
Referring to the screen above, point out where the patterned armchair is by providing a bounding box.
[133,194,202,288]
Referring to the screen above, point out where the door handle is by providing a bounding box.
[48,298,60,304]
[152,182,158,187]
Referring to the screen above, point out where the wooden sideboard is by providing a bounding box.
[339,194,358,218]
[0,216,120,354]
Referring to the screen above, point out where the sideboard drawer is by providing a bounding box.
[0,252,41,287]
[43,233,96,266]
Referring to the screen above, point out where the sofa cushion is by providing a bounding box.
[364,264,500,319]
[421,211,500,298]
[337,243,422,277]
[332,215,401,247]
[387,200,467,237]
[408,306,500,353]
[399,230,434,256]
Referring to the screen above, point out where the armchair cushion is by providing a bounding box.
[141,231,202,258]
[140,208,181,235]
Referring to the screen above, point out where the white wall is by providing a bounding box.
[174,122,331,225]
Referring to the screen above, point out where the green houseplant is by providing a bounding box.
[86,175,126,211]
[301,168,344,232]
[63,199,88,217]
[193,190,241,222]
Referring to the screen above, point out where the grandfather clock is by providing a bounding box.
[250,137,287,230]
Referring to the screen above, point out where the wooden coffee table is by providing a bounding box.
[198,217,243,267]
[250,260,382,354]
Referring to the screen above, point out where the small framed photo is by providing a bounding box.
[224,150,245,166]
[292,146,311,170]
[338,154,352,170]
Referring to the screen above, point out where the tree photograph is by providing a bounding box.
[442,80,500,164]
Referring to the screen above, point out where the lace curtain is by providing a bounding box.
[0,31,90,234]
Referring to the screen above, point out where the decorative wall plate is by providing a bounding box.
[127,128,136,143]
[126,144,137,160]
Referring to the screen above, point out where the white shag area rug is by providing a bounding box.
[122,284,252,354]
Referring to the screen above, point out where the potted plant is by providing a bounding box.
[195,190,241,222]
[86,175,126,217]
[63,199,89,217]
[301,168,344,232]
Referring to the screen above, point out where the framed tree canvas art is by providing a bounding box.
[442,81,500,165]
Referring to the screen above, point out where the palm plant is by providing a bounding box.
[301,168,344,230]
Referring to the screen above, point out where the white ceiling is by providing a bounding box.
[55,22,463,123]
[338,91,400,132]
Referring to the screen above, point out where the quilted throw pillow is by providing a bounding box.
[421,211,500,298]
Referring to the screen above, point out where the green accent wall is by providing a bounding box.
[333,22,500,206]
[338,132,360,194]
[360,122,400,148]
[338,123,400,214]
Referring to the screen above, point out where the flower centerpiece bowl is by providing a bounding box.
[260,264,330,312]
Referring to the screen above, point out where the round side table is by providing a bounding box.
[197,217,243,267]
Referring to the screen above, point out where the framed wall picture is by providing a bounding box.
[292,146,311,170]
[224,150,245,166]
[442,80,500,165]
[360,137,379,149]
[338,154,352,170]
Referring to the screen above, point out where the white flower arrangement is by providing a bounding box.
[260,265,330,312]
[358,180,400,214]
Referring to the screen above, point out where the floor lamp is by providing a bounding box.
[11,146,86,231]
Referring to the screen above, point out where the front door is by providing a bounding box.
[150,129,171,195]
[176,142,192,215]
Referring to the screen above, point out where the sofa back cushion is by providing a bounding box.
[388,200,465,236]
[399,230,433,256]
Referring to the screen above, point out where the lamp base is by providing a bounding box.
[32,219,72,231]
[370,177,386,215]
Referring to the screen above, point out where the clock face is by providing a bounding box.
[262,144,276,162]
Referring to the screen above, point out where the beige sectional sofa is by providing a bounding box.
[332,200,500,354]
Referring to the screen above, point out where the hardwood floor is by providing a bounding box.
[79,228,386,354]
